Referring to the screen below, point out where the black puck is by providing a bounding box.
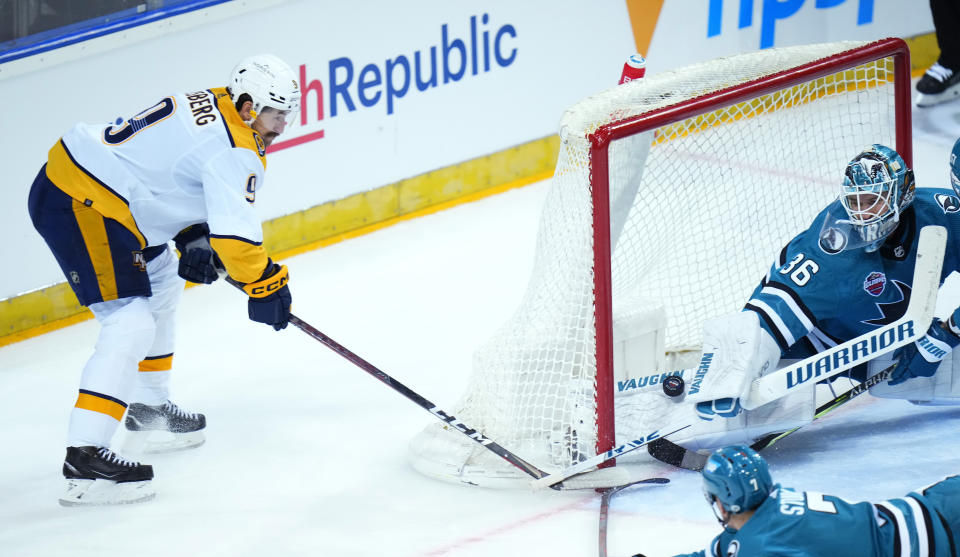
[662,375,685,398]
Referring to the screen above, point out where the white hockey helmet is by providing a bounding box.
[228,54,301,129]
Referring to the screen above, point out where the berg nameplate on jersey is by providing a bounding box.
[742,225,946,410]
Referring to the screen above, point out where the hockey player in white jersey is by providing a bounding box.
[27,54,301,505]
[618,143,960,461]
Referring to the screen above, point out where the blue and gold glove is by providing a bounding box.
[889,315,960,386]
[244,262,292,331]
[173,223,223,284]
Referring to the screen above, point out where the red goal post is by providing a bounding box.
[410,38,912,488]
[590,37,912,457]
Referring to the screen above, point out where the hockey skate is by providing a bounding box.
[123,400,206,453]
[916,63,960,107]
[60,446,155,506]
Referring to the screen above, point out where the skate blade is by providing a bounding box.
[916,87,960,107]
[59,478,155,507]
[123,430,205,454]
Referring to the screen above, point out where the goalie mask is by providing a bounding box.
[838,144,915,252]
[702,445,773,523]
[228,54,301,133]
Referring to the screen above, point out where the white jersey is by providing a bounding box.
[45,87,272,283]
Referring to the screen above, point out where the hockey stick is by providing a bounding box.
[648,362,898,470]
[530,423,692,489]
[532,225,946,489]
[750,361,897,451]
[646,437,709,471]
[224,278,553,485]
[598,478,670,557]
[287,314,553,482]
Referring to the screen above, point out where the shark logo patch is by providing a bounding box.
[935,193,960,214]
[819,227,847,254]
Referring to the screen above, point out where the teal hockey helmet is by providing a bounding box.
[702,445,773,519]
[839,144,915,251]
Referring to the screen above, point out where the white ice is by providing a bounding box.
[3,100,960,557]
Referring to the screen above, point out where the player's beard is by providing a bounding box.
[262,131,279,146]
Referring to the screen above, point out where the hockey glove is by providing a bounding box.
[889,315,960,386]
[695,398,742,421]
[244,263,292,331]
[173,223,224,284]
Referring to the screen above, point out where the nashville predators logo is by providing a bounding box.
[132,251,147,272]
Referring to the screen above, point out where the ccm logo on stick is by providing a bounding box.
[429,406,493,445]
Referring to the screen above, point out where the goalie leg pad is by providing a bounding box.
[870,351,960,405]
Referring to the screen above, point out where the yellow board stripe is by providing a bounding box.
[139,353,173,372]
[2,134,559,347]
[46,140,147,248]
[904,33,940,76]
[75,390,126,421]
[0,36,941,349]
[72,199,118,302]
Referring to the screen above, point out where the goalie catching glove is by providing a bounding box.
[244,262,292,330]
[173,223,224,284]
[889,311,960,386]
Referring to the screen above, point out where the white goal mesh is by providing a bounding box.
[409,39,910,487]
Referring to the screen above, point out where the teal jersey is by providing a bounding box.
[745,189,960,357]
[672,476,960,557]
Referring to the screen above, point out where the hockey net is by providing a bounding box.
[409,39,911,487]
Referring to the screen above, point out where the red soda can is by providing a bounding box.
[619,54,646,84]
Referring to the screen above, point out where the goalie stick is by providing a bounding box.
[647,362,898,470]
[223,279,557,487]
[531,225,946,490]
